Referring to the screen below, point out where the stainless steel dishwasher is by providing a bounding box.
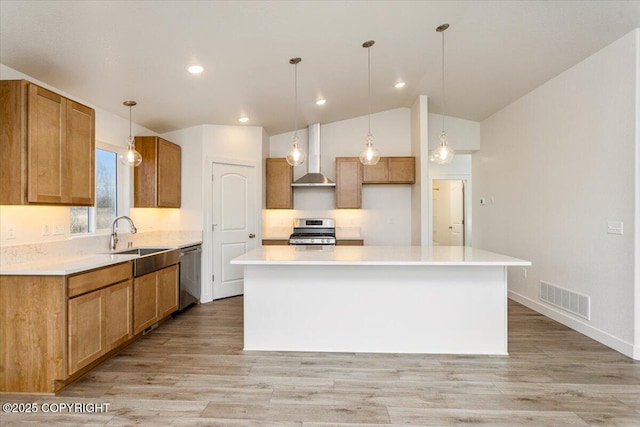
[178,244,201,311]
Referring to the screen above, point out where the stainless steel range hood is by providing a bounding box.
[291,123,336,187]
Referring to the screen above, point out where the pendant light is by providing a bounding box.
[286,57,306,166]
[119,101,143,167]
[359,40,380,166]
[430,24,455,165]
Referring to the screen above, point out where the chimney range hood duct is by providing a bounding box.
[291,123,335,187]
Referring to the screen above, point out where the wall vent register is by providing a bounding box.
[540,280,590,320]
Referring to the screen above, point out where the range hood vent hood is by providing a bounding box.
[291,123,336,187]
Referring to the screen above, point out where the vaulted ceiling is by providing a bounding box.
[1,1,638,135]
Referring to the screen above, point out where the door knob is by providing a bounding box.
[249,233,255,238]
[448,226,453,229]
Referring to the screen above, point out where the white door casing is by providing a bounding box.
[449,181,464,246]
[211,162,257,300]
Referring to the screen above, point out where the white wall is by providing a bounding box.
[410,96,430,246]
[267,108,413,245]
[428,113,480,153]
[473,30,638,358]
[0,64,159,246]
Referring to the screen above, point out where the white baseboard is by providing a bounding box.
[508,290,638,360]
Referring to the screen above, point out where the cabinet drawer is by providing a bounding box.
[68,262,132,298]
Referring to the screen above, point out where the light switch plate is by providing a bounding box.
[42,223,51,236]
[607,221,623,235]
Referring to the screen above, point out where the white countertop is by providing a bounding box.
[231,245,531,266]
[0,239,202,276]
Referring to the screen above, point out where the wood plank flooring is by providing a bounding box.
[1,297,639,426]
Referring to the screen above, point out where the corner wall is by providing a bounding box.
[474,30,638,358]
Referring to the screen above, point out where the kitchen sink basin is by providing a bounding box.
[110,247,180,277]
[112,247,169,256]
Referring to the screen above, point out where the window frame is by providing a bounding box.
[70,141,131,236]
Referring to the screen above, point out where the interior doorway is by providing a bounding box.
[211,162,258,300]
[432,180,465,246]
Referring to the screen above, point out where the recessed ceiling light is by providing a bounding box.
[188,65,204,74]
[238,116,249,123]
[316,98,327,105]
[394,81,406,88]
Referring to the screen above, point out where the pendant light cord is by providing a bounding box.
[129,105,133,144]
[367,44,372,136]
[294,61,298,135]
[441,28,445,134]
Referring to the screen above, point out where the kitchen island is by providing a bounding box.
[231,245,530,355]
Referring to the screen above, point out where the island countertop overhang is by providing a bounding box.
[231,245,531,267]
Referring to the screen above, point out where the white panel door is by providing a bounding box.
[449,181,464,246]
[212,163,257,299]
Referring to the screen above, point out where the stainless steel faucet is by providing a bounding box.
[110,215,137,251]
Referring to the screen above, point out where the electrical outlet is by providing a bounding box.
[53,223,65,235]
[607,221,623,235]
[42,223,51,236]
[480,198,486,205]
[4,224,16,240]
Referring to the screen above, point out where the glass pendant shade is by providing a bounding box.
[359,133,380,165]
[119,138,143,167]
[286,134,306,166]
[430,131,455,165]
[120,100,142,167]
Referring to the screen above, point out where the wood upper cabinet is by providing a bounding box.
[134,136,181,208]
[335,157,362,209]
[0,80,95,205]
[363,157,415,184]
[266,158,293,209]
[133,264,178,335]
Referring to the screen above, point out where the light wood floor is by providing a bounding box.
[1,297,639,426]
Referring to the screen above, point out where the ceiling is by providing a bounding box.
[1,1,639,136]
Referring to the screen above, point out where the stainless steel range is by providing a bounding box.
[288,218,336,245]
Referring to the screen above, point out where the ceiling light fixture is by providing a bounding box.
[238,116,249,123]
[359,40,380,166]
[286,57,306,166]
[394,81,406,88]
[188,65,204,74]
[316,98,327,105]
[118,101,142,167]
[430,23,455,164]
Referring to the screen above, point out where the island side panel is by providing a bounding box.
[243,264,508,355]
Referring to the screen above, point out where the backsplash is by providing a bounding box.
[0,230,202,267]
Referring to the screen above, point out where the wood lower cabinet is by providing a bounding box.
[134,136,181,208]
[266,158,293,209]
[0,80,95,205]
[0,262,134,393]
[133,264,179,335]
[363,156,415,184]
[67,279,133,375]
[336,157,362,209]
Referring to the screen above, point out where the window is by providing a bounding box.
[70,148,118,234]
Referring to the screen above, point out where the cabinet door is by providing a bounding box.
[28,84,68,203]
[157,138,181,207]
[157,265,179,318]
[105,280,133,350]
[335,157,362,209]
[388,157,415,183]
[66,100,95,205]
[266,158,293,209]
[362,158,388,183]
[133,272,158,335]
[68,290,105,375]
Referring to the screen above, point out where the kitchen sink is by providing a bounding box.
[110,247,180,277]
[112,247,169,256]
